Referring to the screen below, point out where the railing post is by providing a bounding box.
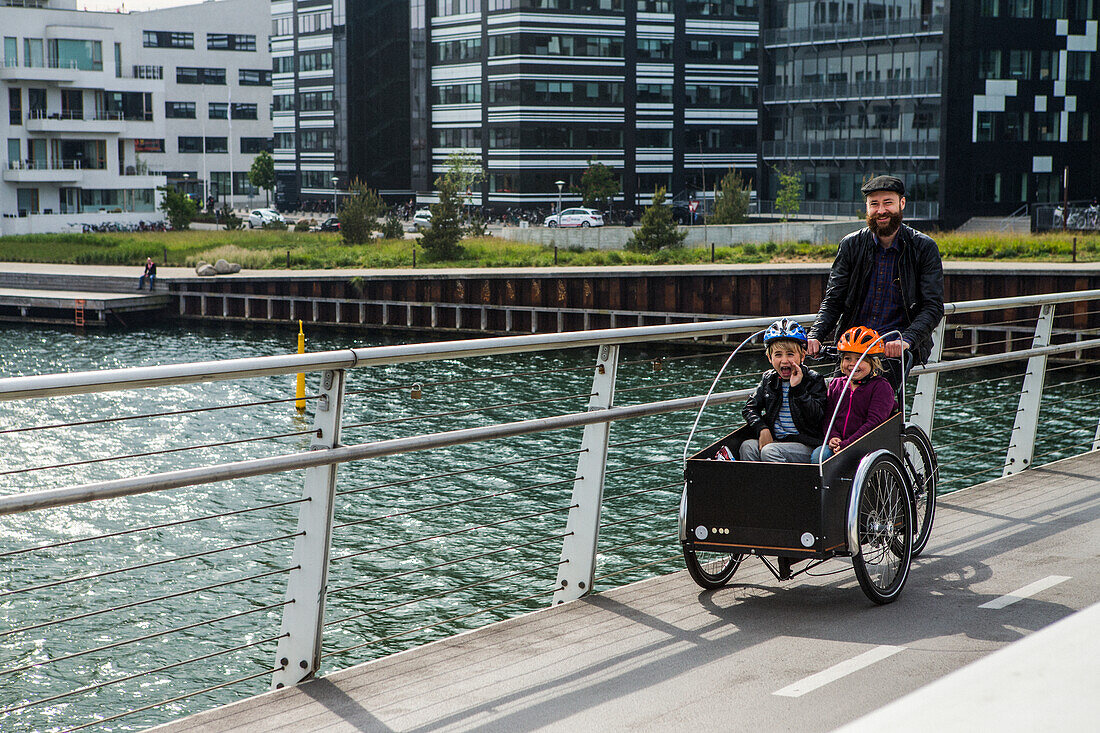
[553,344,619,605]
[1004,304,1055,476]
[908,318,945,435]
[271,368,345,690]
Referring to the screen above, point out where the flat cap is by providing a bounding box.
[860,175,905,197]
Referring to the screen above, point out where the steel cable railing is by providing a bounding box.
[342,391,596,430]
[0,495,306,559]
[335,447,585,497]
[0,428,319,477]
[326,531,572,597]
[0,532,301,600]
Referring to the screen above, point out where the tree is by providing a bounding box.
[248,151,276,206]
[775,168,803,221]
[338,180,387,245]
[573,162,620,213]
[158,185,197,230]
[626,187,687,253]
[710,168,752,224]
[419,150,485,260]
[419,173,465,261]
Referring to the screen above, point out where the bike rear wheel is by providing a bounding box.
[683,544,743,589]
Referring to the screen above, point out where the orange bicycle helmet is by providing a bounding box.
[837,326,886,355]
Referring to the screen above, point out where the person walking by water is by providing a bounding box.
[137,257,157,291]
[806,175,944,385]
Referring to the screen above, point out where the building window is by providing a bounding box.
[23,38,44,68]
[299,90,334,111]
[3,37,17,67]
[132,65,163,79]
[298,50,332,72]
[134,139,165,153]
[166,101,196,118]
[207,33,256,51]
[1003,111,1030,141]
[209,102,228,119]
[298,11,333,34]
[637,83,672,103]
[205,137,229,153]
[975,173,1003,203]
[274,131,296,148]
[273,94,296,112]
[1068,111,1089,141]
[177,67,226,85]
[240,137,272,153]
[272,16,294,37]
[976,111,996,141]
[1007,0,1034,16]
[301,170,337,189]
[980,0,1000,16]
[1040,0,1066,17]
[686,37,757,62]
[636,128,672,147]
[437,127,482,148]
[436,38,482,62]
[143,31,194,49]
[178,136,203,153]
[239,69,272,86]
[1034,111,1060,141]
[978,49,1002,79]
[636,1,672,10]
[299,129,335,150]
[273,56,295,74]
[1067,51,1092,80]
[684,0,756,17]
[48,39,102,71]
[1007,50,1032,79]
[433,83,481,105]
[231,103,258,120]
[637,39,673,60]
[437,0,481,13]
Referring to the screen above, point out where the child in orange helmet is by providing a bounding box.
[811,326,898,463]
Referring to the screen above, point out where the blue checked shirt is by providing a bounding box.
[856,235,906,338]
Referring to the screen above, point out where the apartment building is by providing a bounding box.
[759,0,1098,226]
[272,0,760,211]
[1,0,270,234]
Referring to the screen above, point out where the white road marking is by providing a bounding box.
[978,575,1071,609]
[773,645,905,698]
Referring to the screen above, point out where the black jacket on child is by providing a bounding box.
[742,367,828,448]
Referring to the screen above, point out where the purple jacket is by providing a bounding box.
[823,375,897,449]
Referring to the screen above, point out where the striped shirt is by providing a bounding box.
[774,382,798,438]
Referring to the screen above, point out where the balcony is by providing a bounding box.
[763,77,942,104]
[24,110,134,134]
[762,14,944,48]
[762,139,940,161]
[0,59,105,84]
[3,159,84,183]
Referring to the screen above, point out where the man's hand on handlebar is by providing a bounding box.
[884,339,909,358]
[807,338,822,357]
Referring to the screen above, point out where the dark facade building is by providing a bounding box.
[275,0,760,211]
[759,0,1098,227]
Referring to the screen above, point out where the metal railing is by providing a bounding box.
[762,14,944,47]
[755,198,939,220]
[762,138,941,161]
[763,77,941,104]
[2,290,1100,731]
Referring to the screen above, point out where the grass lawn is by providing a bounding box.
[0,229,1097,269]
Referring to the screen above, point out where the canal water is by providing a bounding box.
[1,323,1097,732]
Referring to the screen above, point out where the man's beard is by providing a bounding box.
[867,209,903,237]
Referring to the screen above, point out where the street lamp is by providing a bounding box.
[555,180,565,225]
[182,172,189,198]
[331,176,339,215]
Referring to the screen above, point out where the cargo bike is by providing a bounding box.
[679,329,938,605]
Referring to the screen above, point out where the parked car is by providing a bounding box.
[412,209,433,231]
[318,217,341,232]
[543,207,604,228]
[247,208,286,228]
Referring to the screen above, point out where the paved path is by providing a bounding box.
[153,450,1100,732]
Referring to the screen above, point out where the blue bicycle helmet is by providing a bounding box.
[763,318,807,346]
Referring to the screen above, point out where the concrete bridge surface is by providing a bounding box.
[153,450,1100,732]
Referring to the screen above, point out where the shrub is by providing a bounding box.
[380,214,405,240]
[742,243,758,255]
[221,206,243,231]
[262,219,288,231]
[420,174,465,261]
[626,187,687,253]
[710,168,752,224]
[294,218,312,232]
[761,241,778,254]
[158,185,197,230]
[340,183,386,244]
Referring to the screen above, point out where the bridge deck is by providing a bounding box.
[154,451,1100,733]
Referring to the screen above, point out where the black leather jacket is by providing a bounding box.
[742,368,828,447]
[808,224,944,364]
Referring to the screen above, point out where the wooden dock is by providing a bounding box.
[152,450,1100,732]
[0,287,169,326]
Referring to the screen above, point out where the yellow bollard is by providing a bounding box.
[295,320,306,411]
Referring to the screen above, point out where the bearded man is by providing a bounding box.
[806,175,944,381]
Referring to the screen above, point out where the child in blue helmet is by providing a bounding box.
[740,318,828,463]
